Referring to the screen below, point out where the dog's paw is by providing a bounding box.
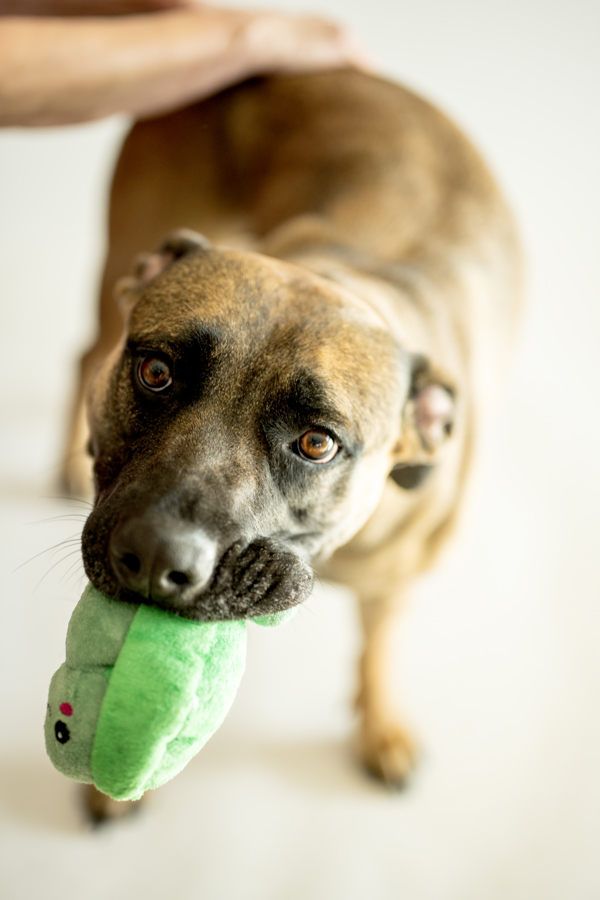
[357,715,418,789]
[83,784,145,826]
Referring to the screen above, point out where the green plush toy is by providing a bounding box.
[45,583,294,801]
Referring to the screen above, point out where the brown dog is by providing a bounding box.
[65,69,521,818]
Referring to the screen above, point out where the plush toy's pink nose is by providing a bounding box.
[109,514,218,606]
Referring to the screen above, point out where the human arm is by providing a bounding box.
[0,4,371,126]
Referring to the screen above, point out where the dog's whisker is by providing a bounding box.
[48,539,83,564]
[45,496,94,510]
[27,514,88,527]
[66,563,88,586]
[34,548,83,593]
[14,536,82,574]
[67,573,89,594]
[295,602,316,618]
[59,554,86,587]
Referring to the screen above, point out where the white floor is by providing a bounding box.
[1,2,600,898]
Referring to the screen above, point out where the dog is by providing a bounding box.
[63,69,521,820]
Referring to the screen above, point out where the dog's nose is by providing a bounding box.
[109,515,217,605]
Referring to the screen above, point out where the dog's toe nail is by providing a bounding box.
[358,719,418,790]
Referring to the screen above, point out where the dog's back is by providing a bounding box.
[106,69,520,402]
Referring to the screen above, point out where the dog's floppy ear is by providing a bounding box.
[391,354,456,477]
[114,228,211,316]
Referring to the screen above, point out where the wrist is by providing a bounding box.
[0,1,202,14]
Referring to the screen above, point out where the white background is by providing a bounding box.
[1,1,599,898]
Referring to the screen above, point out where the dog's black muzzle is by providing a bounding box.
[84,506,313,622]
[184,537,313,621]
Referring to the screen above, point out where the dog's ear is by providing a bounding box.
[392,354,456,475]
[114,229,211,316]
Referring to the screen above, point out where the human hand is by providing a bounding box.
[232,8,373,75]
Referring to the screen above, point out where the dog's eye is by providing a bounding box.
[295,430,338,464]
[137,356,172,392]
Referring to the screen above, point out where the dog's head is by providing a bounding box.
[82,231,455,620]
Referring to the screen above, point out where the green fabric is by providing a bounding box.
[45,586,139,787]
[66,585,138,668]
[92,606,246,800]
[45,583,293,801]
[45,663,110,784]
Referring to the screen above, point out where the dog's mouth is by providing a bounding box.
[147,537,314,622]
[83,512,313,622]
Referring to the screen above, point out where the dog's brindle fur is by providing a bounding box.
[66,70,521,817]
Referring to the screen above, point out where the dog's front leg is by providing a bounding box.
[356,589,418,789]
[84,784,146,825]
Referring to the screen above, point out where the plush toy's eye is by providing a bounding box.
[295,429,338,464]
[137,355,172,392]
[55,720,70,744]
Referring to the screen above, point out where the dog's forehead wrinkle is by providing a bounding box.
[138,244,386,332]
[262,370,353,441]
[129,251,409,419]
[140,249,293,326]
[258,341,404,447]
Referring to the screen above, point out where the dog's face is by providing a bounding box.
[82,235,454,621]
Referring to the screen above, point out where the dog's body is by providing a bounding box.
[67,69,521,810]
